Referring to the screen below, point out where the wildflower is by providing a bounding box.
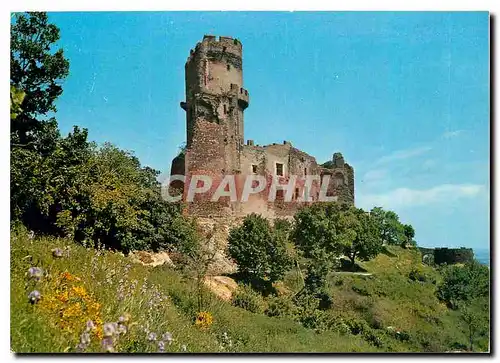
[147,332,157,342]
[28,290,41,304]
[102,336,114,352]
[195,311,214,330]
[28,230,34,239]
[28,267,43,280]
[181,344,187,352]
[103,322,117,337]
[86,320,95,332]
[118,313,130,324]
[52,248,64,258]
[158,341,165,353]
[80,332,91,346]
[117,324,127,335]
[162,332,173,345]
[60,271,78,281]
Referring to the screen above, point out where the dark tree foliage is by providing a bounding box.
[228,213,292,283]
[293,202,349,260]
[11,12,70,145]
[10,12,195,254]
[437,261,489,309]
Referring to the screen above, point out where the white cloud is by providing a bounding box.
[376,146,432,165]
[443,130,465,139]
[358,183,484,210]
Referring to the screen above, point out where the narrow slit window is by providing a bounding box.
[276,163,284,176]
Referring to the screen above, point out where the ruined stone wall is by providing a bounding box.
[434,247,474,265]
[172,35,355,220]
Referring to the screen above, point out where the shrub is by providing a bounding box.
[408,268,428,282]
[265,295,296,318]
[437,261,489,308]
[228,214,292,283]
[232,285,265,314]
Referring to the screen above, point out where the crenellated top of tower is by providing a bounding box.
[186,35,243,65]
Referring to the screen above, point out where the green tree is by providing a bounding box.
[10,126,92,231]
[293,203,347,297]
[228,214,292,283]
[459,299,489,351]
[370,207,405,245]
[338,207,383,268]
[437,261,489,309]
[11,12,70,146]
[10,85,25,120]
[402,224,416,248]
[293,203,348,260]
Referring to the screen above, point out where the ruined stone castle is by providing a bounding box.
[170,35,354,219]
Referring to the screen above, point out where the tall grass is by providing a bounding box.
[11,226,376,353]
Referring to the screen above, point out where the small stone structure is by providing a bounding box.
[171,35,355,219]
[418,247,474,265]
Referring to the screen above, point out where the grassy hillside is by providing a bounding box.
[11,227,487,353]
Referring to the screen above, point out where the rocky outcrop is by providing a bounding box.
[203,276,238,301]
[129,251,175,268]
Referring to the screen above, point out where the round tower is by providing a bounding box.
[180,35,249,175]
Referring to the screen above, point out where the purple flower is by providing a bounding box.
[118,314,129,323]
[147,332,157,342]
[28,290,41,304]
[162,332,173,344]
[86,320,95,331]
[28,267,43,280]
[52,248,63,258]
[103,322,117,337]
[117,324,127,335]
[80,332,91,345]
[158,341,165,352]
[101,336,114,352]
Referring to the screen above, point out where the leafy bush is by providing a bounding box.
[437,261,489,308]
[232,285,265,314]
[408,268,427,282]
[228,214,292,283]
[265,295,296,318]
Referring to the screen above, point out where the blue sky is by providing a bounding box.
[47,11,490,250]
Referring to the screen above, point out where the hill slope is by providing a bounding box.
[11,227,487,353]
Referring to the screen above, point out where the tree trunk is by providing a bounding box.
[350,252,356,270]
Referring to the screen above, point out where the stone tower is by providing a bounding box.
[180,35,249,175]
[171,35,354,218]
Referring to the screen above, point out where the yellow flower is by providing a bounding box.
[71,286,88,298]
[194,311,213,330]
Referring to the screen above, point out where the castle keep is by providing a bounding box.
[171,35,355,218]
